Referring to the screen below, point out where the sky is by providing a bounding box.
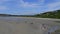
[0,0,60,15]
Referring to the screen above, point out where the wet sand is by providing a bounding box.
[0,17,60,34]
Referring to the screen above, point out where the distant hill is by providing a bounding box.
[34,10,60,19]
[0,10,60,19]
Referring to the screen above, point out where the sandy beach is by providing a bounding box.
[0,17,60,34]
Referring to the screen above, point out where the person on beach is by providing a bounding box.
[42,24,48,30]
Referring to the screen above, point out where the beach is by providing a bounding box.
[0,17,60,34]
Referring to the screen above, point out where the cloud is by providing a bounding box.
[0,0,60,15]
[17,0,60,14]
[0,0,12,4]
[19,0,44,8]
[0,6,9,10]
[19,0,60,10]
[20,0,38,7]
[38,0,45,4]
[44,1,60,11]
[47,2,60,9]
[20,2,39,7]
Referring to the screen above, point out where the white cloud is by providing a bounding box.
[20,0,24,4]
[19,0,44,8]
[45,1,60,11]
[0,6,9,10]
[0,0,10,10]
[47,2,60,9]
[0,0,12,4]
[38,0,45,4]
[0,0,10,1]
[20,2,39,7]
[19,0,60,12]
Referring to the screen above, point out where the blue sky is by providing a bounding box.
[0,0,60,15]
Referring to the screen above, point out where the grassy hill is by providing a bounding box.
[34,10,60,19]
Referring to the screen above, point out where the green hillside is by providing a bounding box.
[34,10,60,19]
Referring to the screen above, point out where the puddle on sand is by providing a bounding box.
[46,26,60,34]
